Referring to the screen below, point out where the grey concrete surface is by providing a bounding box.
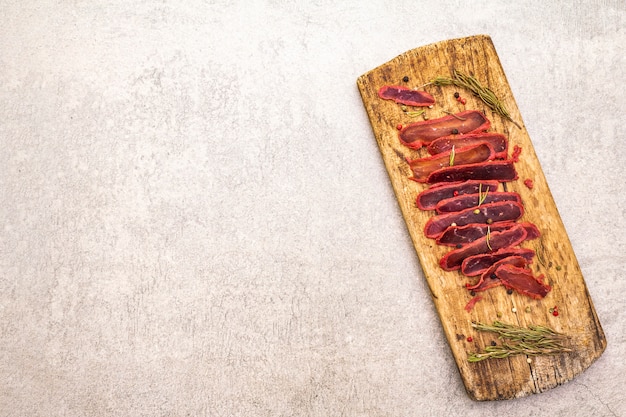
[1,1,624,416]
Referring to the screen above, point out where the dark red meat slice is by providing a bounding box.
[495,264,551,299]
[427,132,508,159]
[436,222,540,246]
[466,256,528,292]
[416,180,499,210]
[407,143,495,182]
[521,223,541,239]
[461,248,536,277]
[399,110,490,149]
[439,225,528,271]
[426,160,518,183]
[378,85,435,107]
[435,191,522,213]
[424,201,524,238]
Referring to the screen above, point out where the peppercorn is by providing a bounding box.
[490,341,497,346]
[454,92,460,98]
[490,273,497,280]
[470,291,476,296]
[507,289,514,295]
[456,243,462,249]
[452,128,459,134]
[402,76,409,82]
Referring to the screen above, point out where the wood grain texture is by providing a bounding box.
[357,35,606,401]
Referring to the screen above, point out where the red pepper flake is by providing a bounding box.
[511,145,522,162]
[453,190,459,196]
[466,336,473,342]
[524,178,534,189]
[396,124,403,130]
[464,295,483,312]
[460,98,466,105]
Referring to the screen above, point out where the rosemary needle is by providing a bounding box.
[449,145,456,166]
[477,183,489,206]
[485,226,492,251]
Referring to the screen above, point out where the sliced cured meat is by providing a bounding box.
[426,160,518,183]
[461,248,536,277]
[424,201,524,238]
[439,225,528,271]
[427,132,508,159]
[436,222,540,247]
[435,191,522,213]
[378,85,435,107]
[519,223,540,239]
[399,110,490,149]
[407,143,495,182]
[496,264,551,299]
[416,180,499,210]
[465,256,528,292]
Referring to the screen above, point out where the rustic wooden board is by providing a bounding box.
[357,35,606,401]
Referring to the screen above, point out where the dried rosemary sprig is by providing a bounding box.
[429,70,521,129]
[467,321,571,362]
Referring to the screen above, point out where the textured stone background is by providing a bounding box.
[1,1,624,416]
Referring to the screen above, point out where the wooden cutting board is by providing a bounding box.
[357,35,606,401]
